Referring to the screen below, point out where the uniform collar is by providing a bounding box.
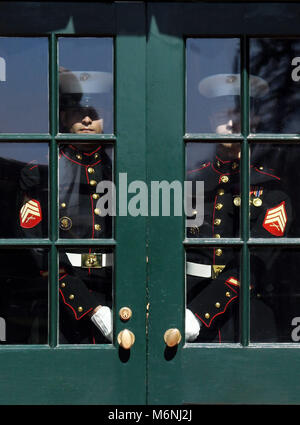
[212,155,240,174]
[60,144,102,166]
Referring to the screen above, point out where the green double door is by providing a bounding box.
[1,1,300,405]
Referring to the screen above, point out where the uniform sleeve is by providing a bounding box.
[17,160,102,322]
[58,256,103,321]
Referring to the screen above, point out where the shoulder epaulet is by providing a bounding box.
[251,165,281,181]
[187,162,211,175]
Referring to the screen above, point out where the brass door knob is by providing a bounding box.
[117,329,135,349]
[164,328,182,347]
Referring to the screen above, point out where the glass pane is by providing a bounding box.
[250,248,300,342]
[0,248,48,344]
[0,143,48,238]
[0,38,48,133]
[59,248,113,344]
[250,38,300,133]
[186,142,241,238]
[250,144,293,238]
[59,143,113,239]
[59,38,113,134]
[186,38,241,134]
[186,247,240,343]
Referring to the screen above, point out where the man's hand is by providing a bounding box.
[185,308,201,342]
[90,305,113,342]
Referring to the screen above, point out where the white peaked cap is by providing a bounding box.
[60,71,113,94]
[198,73,269,98]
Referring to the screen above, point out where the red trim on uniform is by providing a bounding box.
[215,155,231,164]
[83,146,102,156]
[225,277,240,290]
[251,166,281,181]
[61,150,86,166]
[218,329,221,343]
[187,162,211,174]
[29,165,38,170]
[212,194,217,240]
[60,149,103,168]
[85,167,95,239]
[69,144,102,156]
[59,288,93,320]
[59,273,68,281]
[195,294,238,328]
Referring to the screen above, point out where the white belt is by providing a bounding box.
[66,253,113,268]
[186,262,212,278]
[186,262,225,279]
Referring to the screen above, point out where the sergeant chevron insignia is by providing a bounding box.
[263,201,287,236]
[20,199,42,228]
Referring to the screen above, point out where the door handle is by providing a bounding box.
[164,328,182,347]
[117,329,135,349]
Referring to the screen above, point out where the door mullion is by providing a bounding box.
[241,36,250,347]
[49,33,58,347]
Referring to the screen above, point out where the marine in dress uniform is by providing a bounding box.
[185,73,292,343]
[16,69,114,344]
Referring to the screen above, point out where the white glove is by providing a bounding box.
[185,308,201,342]
[90,306,113,342]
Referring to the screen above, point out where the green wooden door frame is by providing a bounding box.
[2,0,300,406]
[147,2,300,405]
[0,1,147,405]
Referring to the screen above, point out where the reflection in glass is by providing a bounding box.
[250,143,294,238]
[0,143,48,238]
[59,248,113,344]
[58,143,113,239]
[0,248,48,344]
[186,38,241,134]
[250,38,300,133]
[59,38,113,134]
[186,248,240,343]
[250,248,300,342]
[186,143,241,238]
[0,38,48,133]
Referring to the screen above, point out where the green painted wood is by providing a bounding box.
[147,1,300,405]
[0,1,147,405]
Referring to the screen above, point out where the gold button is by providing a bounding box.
[61,282,66,288]
[88,167,95,174]
[90,180,97,186]
[214,234,221,238]
[233,196,241,207]
[218,188,225,196]
[226,292,231,298]
[259,166,264,170]
[221,175,229,183]
[60,216,72,230]
[78,307,83,312]
[215,248,223,256]
[94,208,101,215]
[217,160,221,168]
[214,218,221,226]
[215,203,223,211]
[205,313,210,319]
[92,193,100,200]
[94,224,101,231]
[61,202,66,208]
[76,154,82,160]
[69,294,74,300]
[215,302,221,308]
[253,198,262,207]
[232,162,238,170]
[94,153,99,159]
